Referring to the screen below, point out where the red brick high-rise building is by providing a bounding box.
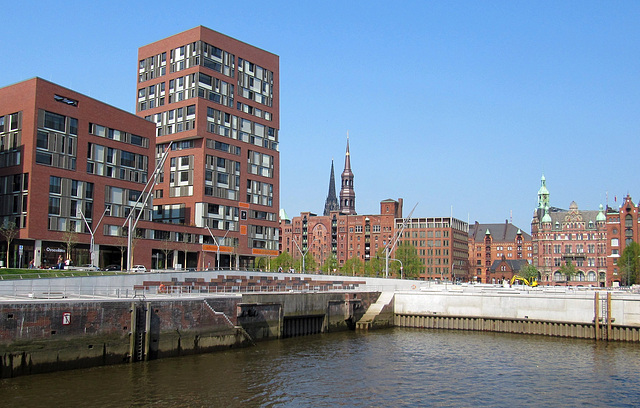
[136,26,280,268]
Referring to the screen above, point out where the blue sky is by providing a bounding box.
[2,1,639,231]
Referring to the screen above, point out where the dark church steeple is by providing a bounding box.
[323,160,339,215]
[339,135,356,215]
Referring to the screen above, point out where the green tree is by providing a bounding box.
[321,253,339,275]
[519,263,539,283]
[342,256,364,276]
[365,249,386,277]
[255,256,269,271]
[559,260,577,285]
[617,242,640,286]
[272,251,294,272]
[294,251,316,273]
[395,242,423,279]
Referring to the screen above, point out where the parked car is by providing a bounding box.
[80,264,99,271]
[132,265,147,273]
[104,264,121,271]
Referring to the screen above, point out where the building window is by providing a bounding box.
[48,197,60,215]
[43,111,66,132]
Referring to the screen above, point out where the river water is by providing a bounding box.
[1,328,638,407]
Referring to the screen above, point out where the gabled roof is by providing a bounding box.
[469,221,531,242]
[489,259,529,273]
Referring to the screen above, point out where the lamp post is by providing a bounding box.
[205,226,229,270]
[388,257,403,279]
[123,143,171,271]
[292,239,307,273]
[79,205,111,267]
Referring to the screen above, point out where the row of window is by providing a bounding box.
[89,123,148,147]
[37,111,77,171]
[86,143,148,184]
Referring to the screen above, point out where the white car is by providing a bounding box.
[132,265,147,273]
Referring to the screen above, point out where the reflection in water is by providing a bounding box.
[1,329,639,407]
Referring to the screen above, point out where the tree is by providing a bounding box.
[114,235,128,271]
[321,253,339,275]
[342,256,364,276]
[180,233,192,269]
[617,242,640,286]
[161,237,174,269]
[272,251,293,272]
[395,242,423,279]
[294,251,316,273]
[559,260,577,285]
[365,249,386,277]
[519,263,539,283]
[0,221,18,268]
[61,224,79,265]
[115,228,142,270]
[255,256,269,271]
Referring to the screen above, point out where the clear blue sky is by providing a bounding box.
[2,1,639,232]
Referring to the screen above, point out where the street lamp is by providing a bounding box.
[388,257,403,279]
[292,238,308,273]
[205,226,229,270]
[79,205,111,267]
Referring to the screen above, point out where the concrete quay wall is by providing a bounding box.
[394,287,640,341]
[0,291,380,378]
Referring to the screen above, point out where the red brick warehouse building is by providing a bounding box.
[531,175,608,286]
[136,26,280,269]
[468,221,533,283]
[605,194,640,286]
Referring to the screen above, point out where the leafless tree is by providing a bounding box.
[0,221,18,268]
[61,224,79,264]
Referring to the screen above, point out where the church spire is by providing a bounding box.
[323,159,339,215]
[339,133,356,215]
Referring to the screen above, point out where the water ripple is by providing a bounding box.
[1,329,639,407]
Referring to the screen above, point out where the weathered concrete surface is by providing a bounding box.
[238,292,381,340]
[0,296,247,378]
[0,292,382,378]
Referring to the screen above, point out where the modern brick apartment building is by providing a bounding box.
[0,26,279,271]
[468,221,533,283]
[136,26,280,269]
[401,216,469,281]
[0,77,195,268]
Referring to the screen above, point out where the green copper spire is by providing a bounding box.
[537,174,550,210]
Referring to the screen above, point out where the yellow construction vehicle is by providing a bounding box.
[510,275,539,287]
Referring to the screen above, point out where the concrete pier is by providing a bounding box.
[3,274,640,378]
[392,284,640,341]
[0,290,382,378]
